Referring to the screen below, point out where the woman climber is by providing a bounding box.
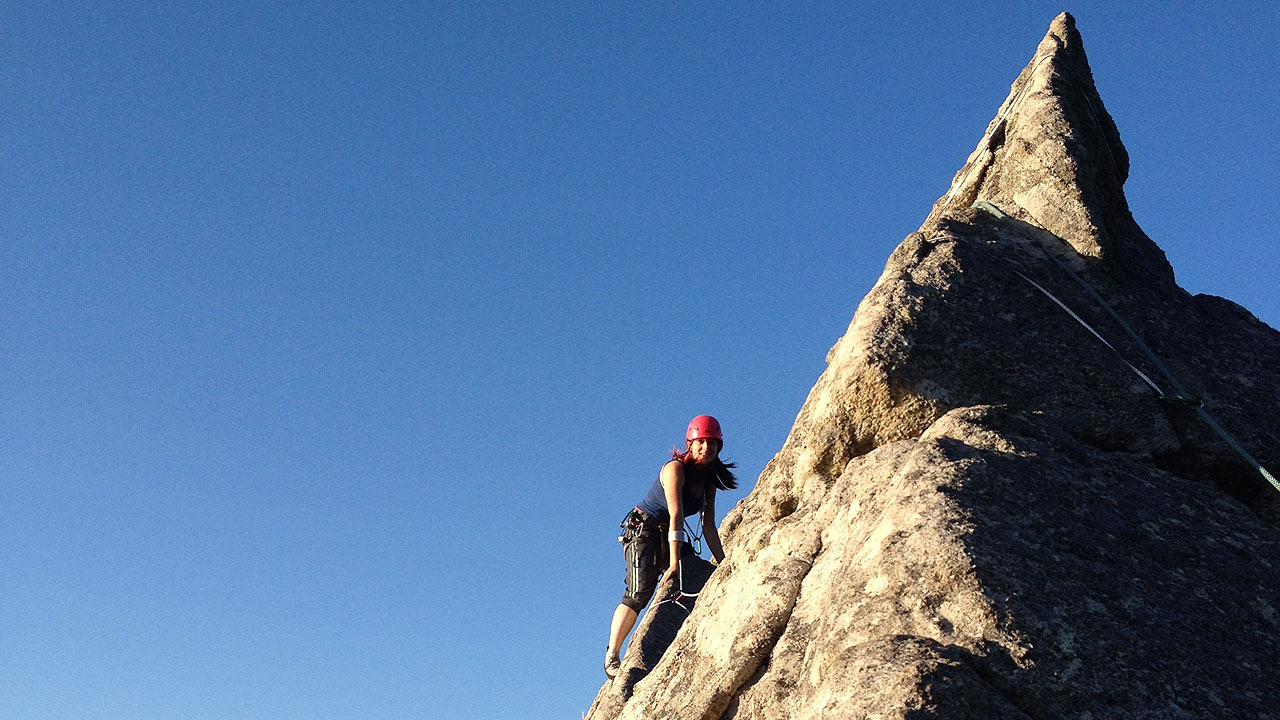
[604,414,737,678]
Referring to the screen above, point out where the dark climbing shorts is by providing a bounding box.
[618,507,693,612]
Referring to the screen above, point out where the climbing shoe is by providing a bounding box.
[604,649,621,678]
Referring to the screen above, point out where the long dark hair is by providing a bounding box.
[670,442,738,490]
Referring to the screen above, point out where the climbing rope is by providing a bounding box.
[653,510,709,613]
[961,201,1280,494]
[654,558,701,613]
[1008,267,1166,397]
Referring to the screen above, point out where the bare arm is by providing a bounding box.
[702,487,725,564]
[660,460,684,586]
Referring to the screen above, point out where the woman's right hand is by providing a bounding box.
[660,560,679,588]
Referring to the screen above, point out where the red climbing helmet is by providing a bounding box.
[686,415,723,444]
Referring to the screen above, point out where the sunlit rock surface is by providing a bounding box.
[586,13,1280,720]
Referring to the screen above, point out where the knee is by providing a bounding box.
[621,591,651,613]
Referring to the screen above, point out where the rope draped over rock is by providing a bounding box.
[960,200,1280,495]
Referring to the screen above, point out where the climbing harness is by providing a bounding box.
[618,505,712,613]
[617,507,705,555]
[960,200,1280,495]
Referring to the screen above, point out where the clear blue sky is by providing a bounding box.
[2,2,1276,718]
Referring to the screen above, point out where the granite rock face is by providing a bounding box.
[587,13,1280,719]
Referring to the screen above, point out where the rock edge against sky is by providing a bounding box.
[586,13,1280,720]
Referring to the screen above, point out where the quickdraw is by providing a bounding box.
[684,511,705,556]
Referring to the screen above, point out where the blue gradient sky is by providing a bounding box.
[3,2,1277,718]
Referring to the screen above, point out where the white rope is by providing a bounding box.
[655,560,700,613]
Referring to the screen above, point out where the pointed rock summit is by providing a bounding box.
[926,13,1171,287]
[588,14,1280,719]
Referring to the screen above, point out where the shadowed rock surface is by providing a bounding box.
[588,557,715,718]
[587,13,1280,720]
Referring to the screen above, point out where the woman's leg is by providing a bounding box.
[608,603,638,656]
[607,527,660,675]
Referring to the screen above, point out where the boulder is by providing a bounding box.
[586,13,1280,719]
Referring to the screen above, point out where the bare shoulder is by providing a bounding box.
[660,459,684,486]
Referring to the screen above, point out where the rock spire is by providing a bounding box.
[587,13,1280,719]
[926,13,1172,288]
